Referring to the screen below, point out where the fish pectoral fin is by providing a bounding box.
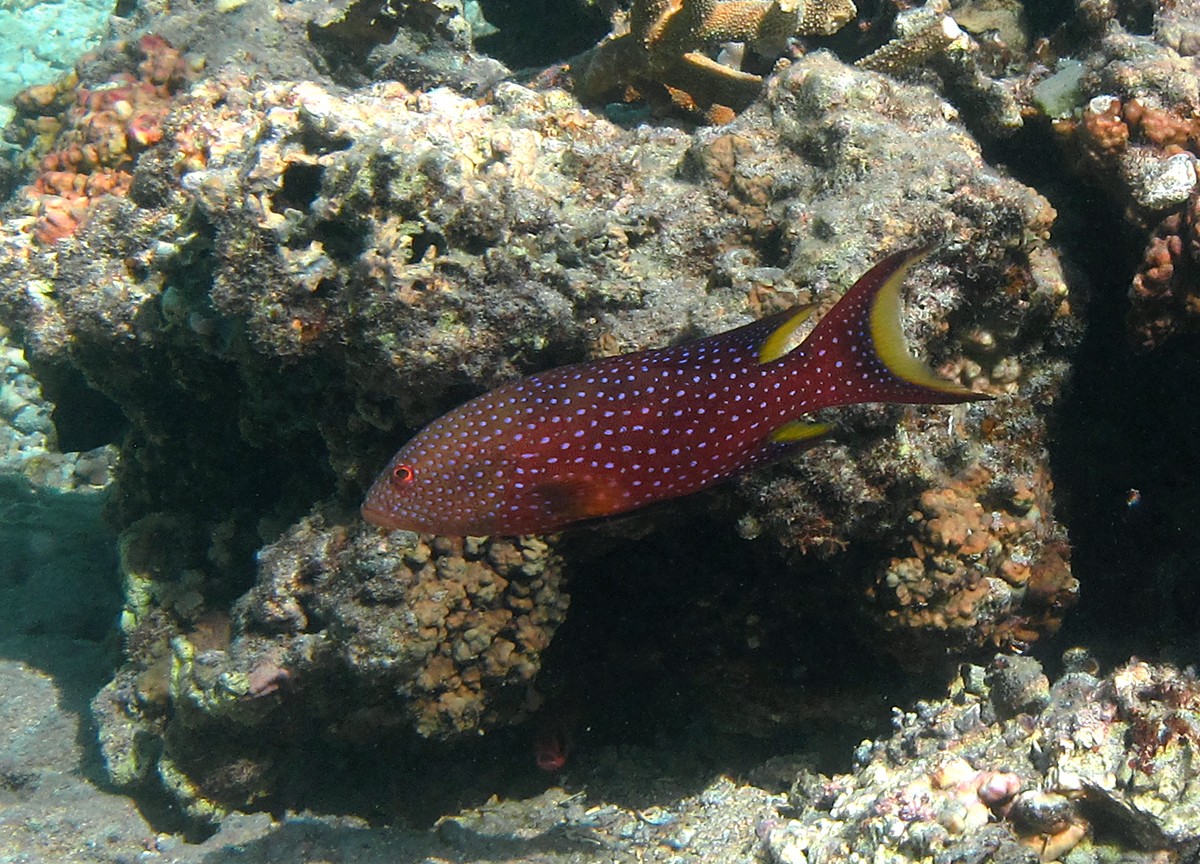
[768,419,834,444]
[758,305,816,364]
[532,476,625,523]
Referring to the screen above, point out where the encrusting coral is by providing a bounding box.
[575,0,856,122]
[875,465,1076,655]
[94,511,567,818]
[7,35,201,245]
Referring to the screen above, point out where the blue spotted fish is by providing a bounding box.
[363,248,988,535]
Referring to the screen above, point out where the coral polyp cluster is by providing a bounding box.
[877,465,1076,654]
[9,34,199,245]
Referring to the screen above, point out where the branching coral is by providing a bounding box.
[576,0,856,122]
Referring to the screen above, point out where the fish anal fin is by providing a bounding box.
[758,305,816,364]
[769,419,834,444]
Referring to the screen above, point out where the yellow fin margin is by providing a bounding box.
[869,249,981,398]
[768,419,834,444]
[758,305,815,364]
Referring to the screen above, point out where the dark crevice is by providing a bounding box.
[473,0,608,70]
[40,365,129,452]
[275,163,325,213]
[314,218,368,264]
[984,116,1200,665]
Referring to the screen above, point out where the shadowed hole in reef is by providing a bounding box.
[527,501,931,793]
[274,163,325,213]
[35,364,128,451]
[473,0,608,69]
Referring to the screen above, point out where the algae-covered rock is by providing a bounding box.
[95,509,566,815]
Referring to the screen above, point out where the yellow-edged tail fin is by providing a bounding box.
[779,247,990,407]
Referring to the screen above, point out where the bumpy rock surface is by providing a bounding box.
[764,655,1200,864]
[93,513,566,818]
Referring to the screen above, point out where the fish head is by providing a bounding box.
[361,431,503,535]
[361,392,541,535]
[361,386,631,536]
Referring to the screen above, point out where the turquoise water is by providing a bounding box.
[0,0,111,125]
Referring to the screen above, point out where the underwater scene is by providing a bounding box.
[2,0,1200,861]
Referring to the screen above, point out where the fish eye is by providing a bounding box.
[392,463,415,484]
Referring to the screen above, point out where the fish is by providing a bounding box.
[363,248,989,536]
[533,721,572,773]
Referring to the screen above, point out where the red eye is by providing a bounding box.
[392,464,415,484]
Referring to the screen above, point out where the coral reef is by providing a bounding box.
[1030,2,1200,348]
[93,511,566,818]
[6,34,200,244]
[0,20,1080,814]
[1,0,1199,856]
[764,654,1200,863]
[574,0,857,121]
[712,54,1076,653]
[1127,192,1200,350]
[874,465,1076,655]
[0,325,116,489]
[852,4,1024,140]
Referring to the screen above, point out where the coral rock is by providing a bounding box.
[576,0,856,120]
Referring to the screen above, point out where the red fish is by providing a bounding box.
[534,723,572,772]
[363,248,988,535]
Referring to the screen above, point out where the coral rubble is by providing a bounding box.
[765,655,1200,863]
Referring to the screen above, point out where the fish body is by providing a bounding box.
[363,249,988,535]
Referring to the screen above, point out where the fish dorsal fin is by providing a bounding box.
[758,305,816,364]
[768,419,834,444]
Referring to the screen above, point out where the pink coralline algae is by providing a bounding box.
[10,35,200,245]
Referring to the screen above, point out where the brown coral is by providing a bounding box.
[95,510,569,816]
[1127,193,1200,349]
[11,34,199,245]
[874,465,1076,654]
[576,0,856,122]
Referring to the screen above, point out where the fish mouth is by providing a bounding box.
[360,501,409,530]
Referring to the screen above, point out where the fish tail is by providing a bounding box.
[790,247,988,407]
